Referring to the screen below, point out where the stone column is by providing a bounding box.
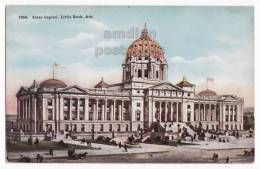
[95,99,98,120]
[102,100,105,120]
[33,97,37,133]
[84,97,89,120]
[28,98,31,120]
[113,100,116,121]
[60,97,64,121]
[24,99,27,120]
[228,105,230,122]
[104,99,107,121]
[77,98,80,120]
[42,97,46,121]
[17,99,20,123]
[119,101,122,121]
[203,104,206,121]
[159,101,162,122]
[110,102,113,121]
[69,98,72,120]
[176,102,179,122]
[165,102,167,122]
[170,102,173,122]
[232,105,236,122]
[52,98,55,121]
[198,104,201,122]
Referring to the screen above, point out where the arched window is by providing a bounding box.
[136,110,141,121]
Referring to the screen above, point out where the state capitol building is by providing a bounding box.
[16,24,244,136]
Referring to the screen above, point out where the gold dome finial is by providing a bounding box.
[141,22,148,37]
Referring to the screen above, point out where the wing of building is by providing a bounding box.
[16,24,244,135]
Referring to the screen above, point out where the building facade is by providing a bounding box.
[16,24,244,135]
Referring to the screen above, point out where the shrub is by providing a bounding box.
[95,135,105,142]
[144,137,151,143]
[153,136,161,142]
[58,140,68,147]
[18,156,32,162]
[104,137,111,143]
[110,140,117,145]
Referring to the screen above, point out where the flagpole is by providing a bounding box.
[52,64,55,79]
[206,79,208,90]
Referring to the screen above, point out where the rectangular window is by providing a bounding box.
[48,109,53,120]
[144,69,148,78]
[187,105,191,109]
[64,99,69,106]
[137,103,141,107]
[81,124,85,132]
[72,111,77,120]
[72,100,76,107]
[100,124,104,131]
[138,69,142,77]
[79,99,84,107]
[136,112,141,121]
[187,113,191,122]
[89,112,93,121]
[47,99,52,106]
[109,124,112,131]
[79,110,84,120]
[64,111,69,120]
[225,114,229,122]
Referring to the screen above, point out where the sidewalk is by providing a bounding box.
[7,138,170,160]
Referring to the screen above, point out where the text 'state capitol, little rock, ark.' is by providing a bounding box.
[16,24,244,137]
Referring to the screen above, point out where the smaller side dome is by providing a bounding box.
[198,89,217,96]
[40,79,67,88]
[94,77,109,88]
[176,76,194,88]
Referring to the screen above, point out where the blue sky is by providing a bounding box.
[6,6,254,113]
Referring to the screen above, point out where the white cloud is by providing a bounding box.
[59,32,99,48]
[88,19,109,30]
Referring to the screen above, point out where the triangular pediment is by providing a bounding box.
[16,87,29,96]
[148,82,183,91]
[221,95,238,101]
[60,85,87,94]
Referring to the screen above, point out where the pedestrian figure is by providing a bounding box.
[212,153,216,161]
[49,149,53,156]
[39,155,43,163]
[124,144,128,152]
[119,142,122,148]
[36,154,40,162]
[226,156,230,163]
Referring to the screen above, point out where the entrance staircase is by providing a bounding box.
[163,122,196,136]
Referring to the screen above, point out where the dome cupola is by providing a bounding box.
[126,23,164,62]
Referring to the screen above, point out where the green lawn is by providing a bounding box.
[6,140,95,152]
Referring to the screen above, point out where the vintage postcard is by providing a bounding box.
[5,6,254,163]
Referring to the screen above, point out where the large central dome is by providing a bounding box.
[126,23,164,61]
